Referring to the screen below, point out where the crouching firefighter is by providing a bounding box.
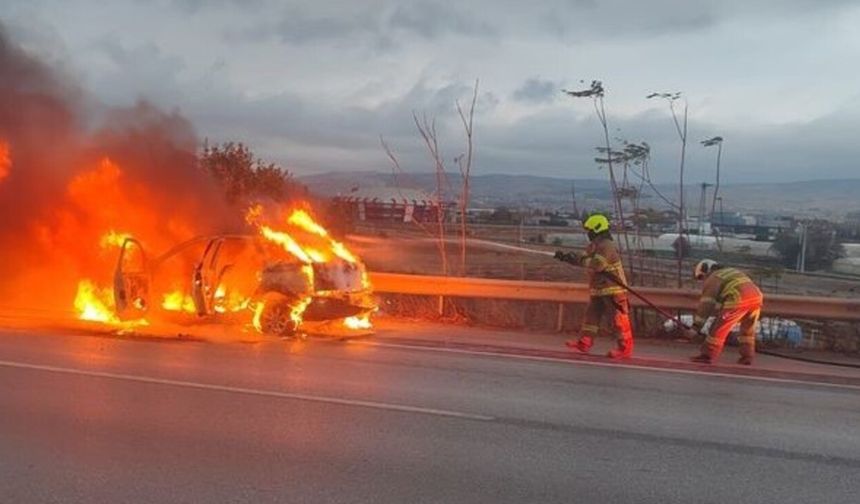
[689,259,763,366]
[554,214,634,359]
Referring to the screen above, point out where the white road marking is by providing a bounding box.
[0,359,495,421]
[356,340,860,392]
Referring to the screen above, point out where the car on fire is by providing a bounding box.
[110,232,376,338]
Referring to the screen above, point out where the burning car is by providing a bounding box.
[83,208,376,337]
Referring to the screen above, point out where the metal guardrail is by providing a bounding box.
[369,272,860,322]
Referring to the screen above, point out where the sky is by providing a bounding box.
[2,0,860,183]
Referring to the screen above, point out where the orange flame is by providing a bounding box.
[0,139,10,182]
[100,230,133,249]
[260,225,313,263]
[74,279,148,328]
[162,290,196,313]
[288,209,357,263]
[213,284,251,314]
[74,280,119,323]
[344,314,372,330]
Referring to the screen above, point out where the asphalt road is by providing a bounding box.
[1,328,859,503]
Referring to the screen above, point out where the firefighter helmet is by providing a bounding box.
[694,259,719,280]
[583,214,610,234]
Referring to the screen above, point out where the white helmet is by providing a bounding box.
[694,259,719,280]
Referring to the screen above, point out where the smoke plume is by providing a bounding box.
[0,25,238,308]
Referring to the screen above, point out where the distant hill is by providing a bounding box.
[712,179,860,218]
[298,171,860,217]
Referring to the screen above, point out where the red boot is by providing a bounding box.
[607,339,633,359]
[566,335,593,354]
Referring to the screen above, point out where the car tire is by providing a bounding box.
[259,294,300,338]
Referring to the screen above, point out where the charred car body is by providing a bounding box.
[112,233,375,337]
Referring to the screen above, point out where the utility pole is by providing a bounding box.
[701,136,724,221]
[571,182,579,217]
[698,182,712,236]
[796,223,808,273]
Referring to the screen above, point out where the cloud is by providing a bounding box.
[388,1,497,39]
[4,0,860,186]
[512,78,560,104]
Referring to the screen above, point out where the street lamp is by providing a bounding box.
[701,136,723,222]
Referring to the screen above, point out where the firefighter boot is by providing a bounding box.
[689,353,713,364]
[691,342,719,364]
[607,339,633,359]
[737,343,755,366]
[566,335,593,354]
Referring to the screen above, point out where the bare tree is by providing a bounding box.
[647,91,688,288]
[380,136,436,238]
[413,113,453,276]
[454,79,479,276]
[563,81,631,253]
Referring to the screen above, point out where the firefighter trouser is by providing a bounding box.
[580,294,633,346]
[701,302,761,360]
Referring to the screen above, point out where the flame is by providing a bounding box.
[252,301,265,331]
[344,314,372,330]
[0,139,10,182]
[288,209,357,263]
[252,296,312,333]
[213,284,251,314]
[162,290,196,313]
[70,198,373,334]
[253,206,357,265]
[287,209,328,236]
[100,230,133,249]
[74,279,148,328]
[74,280,119,323]
[292,296,313,325]
[261,225,313,263]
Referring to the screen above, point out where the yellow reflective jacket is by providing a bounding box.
[693,267,763,327]
[578,235,627,296]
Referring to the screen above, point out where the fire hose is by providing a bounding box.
[553,251,693,331]
[470,240,860,368]
[551,249,860,369]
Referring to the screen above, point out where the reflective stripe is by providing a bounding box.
[592,255,610,269]
[738,334,756,344]
[591,286,625,296]
[582,324,599,335]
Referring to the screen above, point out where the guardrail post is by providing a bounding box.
[556,303,565,332]
[437,295,444,316]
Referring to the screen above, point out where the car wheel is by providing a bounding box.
[259,297,299,338]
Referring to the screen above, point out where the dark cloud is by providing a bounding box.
[512,78,560,104]
[228,0,497,48]
[166,0,266,14]
[177,71,860,185]
[388,1,497,39]
[6,0,859,186]
[91,37,186,105]
[269,8,382,46]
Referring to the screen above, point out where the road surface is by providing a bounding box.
[1,326,859,503]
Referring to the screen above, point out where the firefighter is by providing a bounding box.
[554,214,634,359]
[689,259,763,365]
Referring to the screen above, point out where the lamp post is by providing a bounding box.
[701,136,724,223]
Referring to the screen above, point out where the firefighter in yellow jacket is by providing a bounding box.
[554,214,634,359]
[689,259,763,365]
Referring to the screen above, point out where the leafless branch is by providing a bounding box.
[454,79,479,275]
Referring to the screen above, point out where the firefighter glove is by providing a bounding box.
[554,251,577,263]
